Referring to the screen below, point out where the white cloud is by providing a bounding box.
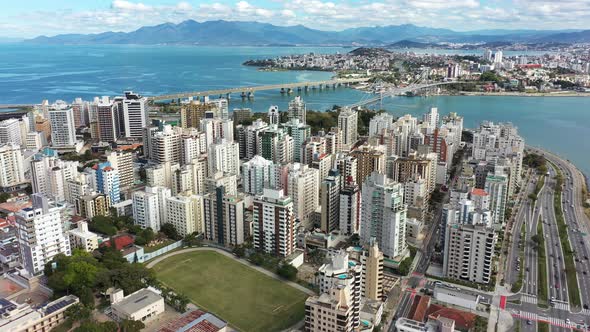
[5,0,590,38]
[111,0,153,12]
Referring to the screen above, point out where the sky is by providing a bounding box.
[1,0,590,38]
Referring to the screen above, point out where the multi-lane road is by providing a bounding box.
[508,147,590,331]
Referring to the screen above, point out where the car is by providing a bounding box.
[566,318,571,325]
[551,296,556,301]
[584,304,589,310]
[526,320,532,325]
[526,268,529,272]
[586,256,589,260]
[584,271,588,275]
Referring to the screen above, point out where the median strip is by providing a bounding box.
[511,221,526,293]
[550,163,582,308]
[537,217,548,308]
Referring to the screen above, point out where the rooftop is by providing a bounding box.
[111,288,162,317]
[158,309,227,332]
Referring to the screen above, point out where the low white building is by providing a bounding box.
[433,285,480,311]
[110,287,164,322]
[68,221,99,252]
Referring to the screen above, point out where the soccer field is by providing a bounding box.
[152,250,307,332]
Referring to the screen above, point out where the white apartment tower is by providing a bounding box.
[0,118,23,147]
[16,194,71,275]
[252,189,295,257]
[286,163,319,224]
[241,155,277,196]
[338,107,358,151]
[360,172,407,259]
[165,194,204,237]
[208,139,240,176]
[49,108,77,147]
[122,91,148,138]
[0,143,26,189]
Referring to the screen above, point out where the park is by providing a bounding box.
[151,250,308,332]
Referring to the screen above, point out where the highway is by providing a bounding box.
[506,147,590,331]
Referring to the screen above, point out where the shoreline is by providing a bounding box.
[451,91,590,97]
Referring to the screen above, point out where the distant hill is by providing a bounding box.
[535,30,590,43]
[24,20,588,46]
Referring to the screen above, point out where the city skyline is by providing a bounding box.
[2,0,590,38]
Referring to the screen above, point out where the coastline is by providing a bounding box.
[453,91,590,97]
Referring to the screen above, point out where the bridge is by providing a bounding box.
[348,81,470,108]
[0,104,34,109]
[147,77,370,102]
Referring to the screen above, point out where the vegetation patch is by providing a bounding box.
[152,250,307,332]
[511,221,526,293]
[537,218,548,308]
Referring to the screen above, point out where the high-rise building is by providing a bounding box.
[483,49,493,62]
[205,171,237,196]
[286,163,319,224]
[320,170,340,233]
[484,172,508,226]
[165,194,204,237]
[339,179,361,235]
[283,119,310,163]
[200,118,234,147]
[368,113,394,137]
[133,190,162,231]
[391,151,437,194]
[16,194,71,275]
[423,107,439,130]
[232,108,252,125]
[0,118,23,147]
[49,108,77,148]
[94,97,119,142]
[360,172,407,259]
[252,189,295,257]
[180,101,213,129]
[335,154,358,188]
[0,143,26,189]
[443,223,497,284]
[151,125,181,164]
[304,283,355,332]
[288,96,306,124]
[95,162,121,204]
[361,239,384,301]
[494,50,503,63]
[122,91,148,139]
[316,251,361,328]
[77,192,111,219]
[236,119,268,160]
[260,126,294,164]
[241,155,277,196]
[30,153,78,202]
[106,150,135,190]
[207,139,240,175]
[338,108,358,151]
[350,145,385,186]
[203,187,245,247]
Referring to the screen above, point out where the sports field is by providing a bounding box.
[152,250,307,332]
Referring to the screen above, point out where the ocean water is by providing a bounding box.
[0,44,588,176]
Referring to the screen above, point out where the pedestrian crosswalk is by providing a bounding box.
[521,294,537,304]
[511,311,571,328]
[581,308,590,316]
[552,301,570,311]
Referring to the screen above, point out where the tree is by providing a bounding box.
[277,264,298,281]
[65,304,92,322]
[74,320,118,332]
[160,223,181,240]
[183,233,201,247]
[0,192,11,203]
[232,245,246,258]
[119,320,145,332]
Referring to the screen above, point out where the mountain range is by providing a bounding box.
[25,20,590,46]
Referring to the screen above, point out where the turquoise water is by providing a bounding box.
[0,44,588,176]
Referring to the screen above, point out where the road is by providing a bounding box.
[507,147,590,331]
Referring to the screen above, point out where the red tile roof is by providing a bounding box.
[411,295,431,322]
[471,188,488,196]
[426,304,476,330]
[100,235,134,251]
[159,310,226,332]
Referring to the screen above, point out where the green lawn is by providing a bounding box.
[152,251,307,332]
[537,218,548,308]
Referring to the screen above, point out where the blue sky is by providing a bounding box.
[2,0,590,37]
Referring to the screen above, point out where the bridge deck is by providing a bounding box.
[148,78,370,101]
